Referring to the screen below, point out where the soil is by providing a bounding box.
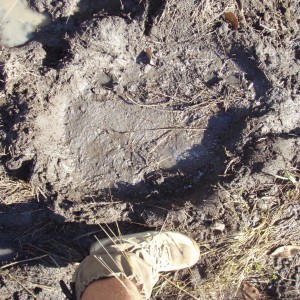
[0,0,299,299]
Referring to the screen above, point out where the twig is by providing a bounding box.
[160,273,199,300]
[0,254,48,270]
[124,93,178,112]
[4,273,37,298]
[0,0,18,26]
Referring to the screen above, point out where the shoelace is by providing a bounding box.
[140,238,172,271]
[60,280,76,300]
[109,233,173,271]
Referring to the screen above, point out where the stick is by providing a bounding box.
[0,254,48,270]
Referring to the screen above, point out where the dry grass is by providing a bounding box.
[150,171,299,300]
[0,166,298,299]
[194,176,300,299]
[0,166,35,204]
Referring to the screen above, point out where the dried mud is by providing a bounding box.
[0,0,299,299]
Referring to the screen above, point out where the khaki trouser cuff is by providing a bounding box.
[73,252,159,300]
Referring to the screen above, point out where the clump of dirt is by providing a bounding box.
[0,0,299,299]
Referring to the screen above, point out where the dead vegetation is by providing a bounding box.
[153,170,300,299]
[198,179,299,299]
[0,166,35,205]
[0,157,299,299]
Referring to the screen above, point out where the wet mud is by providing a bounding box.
[0,0,299,299]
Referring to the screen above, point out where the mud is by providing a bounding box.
[0,0,299,299]
[0,3,273,203]
[0,0,48,47]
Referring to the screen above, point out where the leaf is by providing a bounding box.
[270,245,300,258]
[286,173,297,184]
[145,47,155,66]
[145,47,152,61]
[241,282,261,300]
[224,12,239,30]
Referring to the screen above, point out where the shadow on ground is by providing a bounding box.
[0,3,276,285]
[0,200,152,266]
[0,104,254,268]
[0,54,273,265]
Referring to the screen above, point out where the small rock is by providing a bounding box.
[211,222,225,231]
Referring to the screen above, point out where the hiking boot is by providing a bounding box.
[73,231,200,300]
[90,231,200,272]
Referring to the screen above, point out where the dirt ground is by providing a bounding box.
[0,0,299,299]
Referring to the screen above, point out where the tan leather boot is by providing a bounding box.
[73,231,200,300]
